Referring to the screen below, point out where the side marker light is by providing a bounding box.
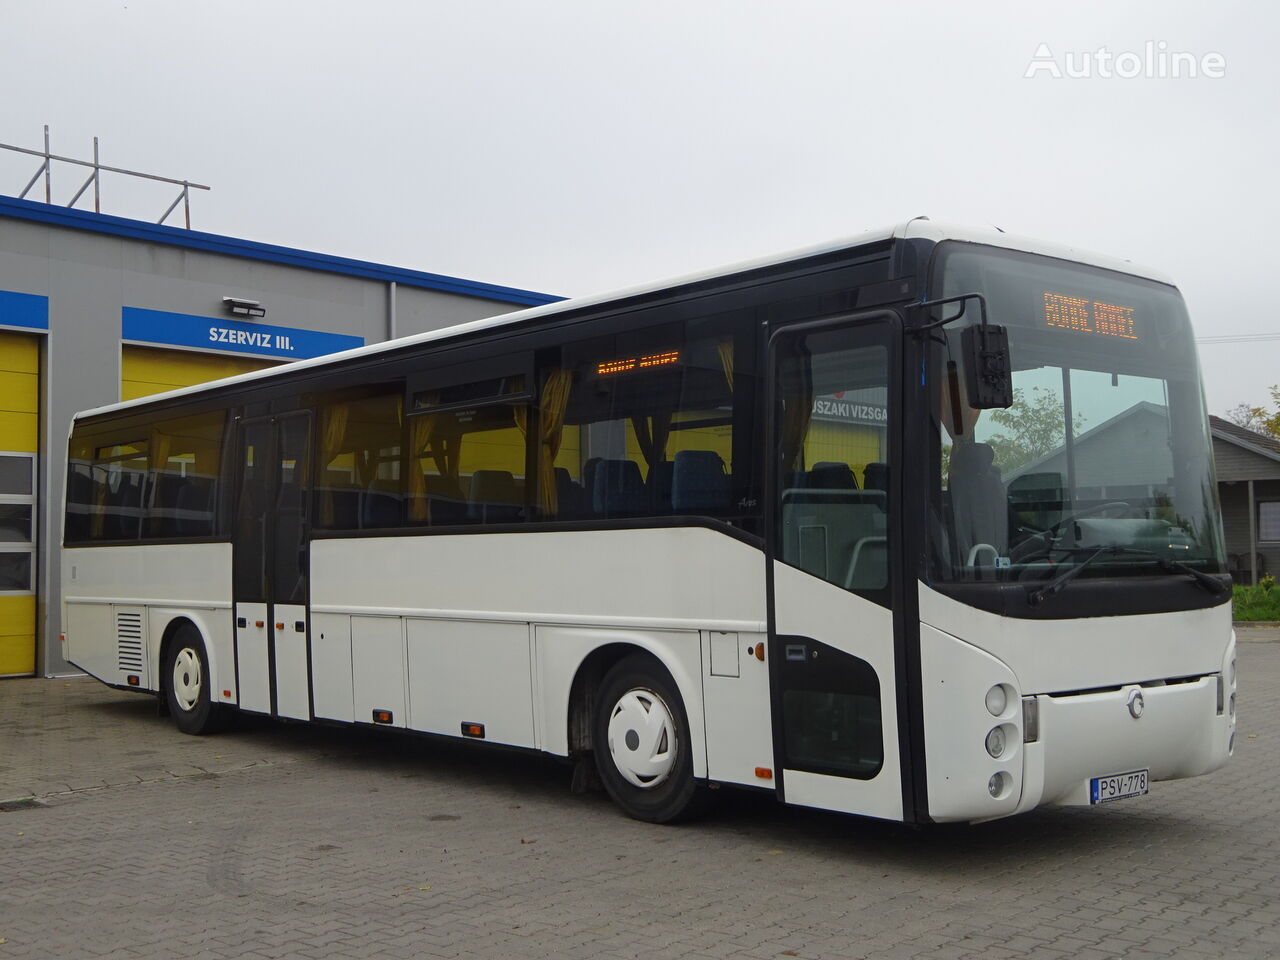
[754,767,773,780]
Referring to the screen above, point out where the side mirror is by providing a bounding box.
[961,324,1013,409]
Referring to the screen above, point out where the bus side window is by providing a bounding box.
[547,320,746,523]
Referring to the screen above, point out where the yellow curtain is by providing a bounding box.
[407,412,436,522]
[514,370,574,516]
[718,338,735,393]
[320,403,350,526]
[630,413,672,478]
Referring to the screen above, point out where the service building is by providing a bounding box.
[0,194,558,677]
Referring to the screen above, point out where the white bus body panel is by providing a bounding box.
[918,583,1235,821]
[63,543,233,699]
[310,527,770,781]
[235,603,271,713]
[408,619,535,748]
[273,604,310,720]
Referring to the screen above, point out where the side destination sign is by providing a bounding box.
[122,306,364,360]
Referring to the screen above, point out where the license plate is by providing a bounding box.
[1090,769,1149,804]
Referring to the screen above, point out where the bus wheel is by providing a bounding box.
[593,653,706,823]
[164,626,223,735]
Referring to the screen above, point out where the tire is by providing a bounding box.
[164,625,223,735]
[592,653,708,823]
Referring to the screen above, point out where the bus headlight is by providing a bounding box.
[988,771,1011,798]
[985,684,1008,717]
[985,726,1007,758]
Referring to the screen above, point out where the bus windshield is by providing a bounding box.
[927,243,1226,588]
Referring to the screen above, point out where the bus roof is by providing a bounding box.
[74,219,1175,422]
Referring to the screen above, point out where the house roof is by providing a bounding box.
[0,194,561,307]
[1209,415,1280,464]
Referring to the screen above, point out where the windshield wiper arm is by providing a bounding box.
[1026,544,1229,606]
[1110,546,1229,596]
[1026,545,1112,606]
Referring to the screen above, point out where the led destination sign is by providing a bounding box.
[1043,292,1137,340]
[597,351,681,376]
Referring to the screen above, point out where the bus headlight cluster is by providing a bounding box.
[985,726,1006,758]
[985,684,1007,717]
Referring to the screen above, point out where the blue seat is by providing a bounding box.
[593,459,648,516]
[810,461,858,490]
[863,462,889,493]
[671,450,730,513]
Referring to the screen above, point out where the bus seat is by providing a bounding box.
[863,462,889,494]
[948,441,1007,562]
[592,459,647,516]
[468,470,522,524]
[361,487,401,528]
[554,467,587,518]
[672,450,729,513]
[810,462,858,490]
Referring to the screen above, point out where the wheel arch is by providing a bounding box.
[561,632,706,779]
[155,613,218,697]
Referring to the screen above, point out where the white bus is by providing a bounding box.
[61,220,1236,823]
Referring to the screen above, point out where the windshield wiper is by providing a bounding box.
[1026,544,1228,606]
[1111,546,1229,596]
[1027,545,1113,606]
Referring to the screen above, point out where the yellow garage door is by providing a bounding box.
[122,346,279,401]
[0,330,39,677]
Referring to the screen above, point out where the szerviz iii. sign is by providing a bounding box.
[811,393,888,427]
[122,306,364,360]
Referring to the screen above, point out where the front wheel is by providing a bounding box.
[592,653,708,823]
[164,626,224,735]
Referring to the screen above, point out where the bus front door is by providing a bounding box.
[768,312,905,821]
[233,412,313,720]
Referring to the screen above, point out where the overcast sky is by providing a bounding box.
[1,1,1275,415]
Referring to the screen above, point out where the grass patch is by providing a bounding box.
[1233,577,1280,621]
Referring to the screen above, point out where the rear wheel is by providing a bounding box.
[593,653,707,823]
[164,625,224,735]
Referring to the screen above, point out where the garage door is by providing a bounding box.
[121,346,278,401]
[0,330,38,677]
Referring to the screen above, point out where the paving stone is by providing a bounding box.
[0,642,1277,958]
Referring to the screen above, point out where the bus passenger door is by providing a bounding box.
[233,413,313,720]
[767,313,905,821]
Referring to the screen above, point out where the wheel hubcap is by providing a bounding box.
[172,647,202,712]
[607,688,678,789]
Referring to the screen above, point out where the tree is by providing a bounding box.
[982,386,1086,474]
[1225,388,1280,438]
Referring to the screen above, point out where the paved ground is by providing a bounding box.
[2,633,1278,960]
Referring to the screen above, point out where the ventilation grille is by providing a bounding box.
[116,612,143,672]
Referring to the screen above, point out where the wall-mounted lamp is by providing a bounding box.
[223,296,266,319]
